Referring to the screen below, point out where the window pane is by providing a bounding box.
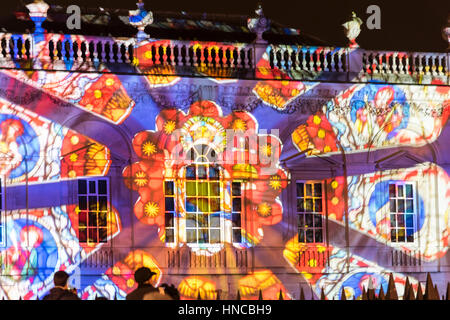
[165,197,175,212]
[78,180,87,194]
[405,184,413,198]
[210,213,221,228]
[314,184,322,197]
[198,182,209,196]
[297,199,304,212]
[209,167,220,180]
[88,228,98,243]
[406,228,414,242]
[298,214,305,227]
[406,233,414,243]
[389,199,396,213]
[305,214,313,227]
[232,182,241,196]
[165,213,174,228]
[186,166,196,179]
[232,198,242,212]
[315,230,323,243]
[186,198,197,212]
[197,198,209,212]
[397,200,405,213]
[98,180,107,194]
[390,214,396,227]
[89,196,97,211]
[406,200,413,213]
[306,184,312,197]
[210,198,220,212]
[197,214,209,227]
[198,229,209,243]
[299,230,305,242]
[314,214,322,228]
[79,196,87,210]
[397,228,405,242]
[210,229,220,243]
[89,181,96,194]
[209,182,220,197]
[305,199,313,212]
[405,214,414,228]
[79,211,87,227]
[186,229,196,243]
[391,229,397,242]
[88,212,97,227]
[197,166,207,179]
[397,185,404,197]
[296,183,304,197]
[305,229,314,243]
[397,215,405,228]
[232,229,242,243]
[98,228,108,242]
[165,229,174,243]
[231,213,241,228]
[314,199,322,213]
[98,212,107,227]
[186,182,196,196]
[389,184,396,198]
[186,214,197,227]
[165,181,174,195]
[98,196,108,211]
[79,228,87,242]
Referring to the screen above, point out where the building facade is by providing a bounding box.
[0,1,448,300]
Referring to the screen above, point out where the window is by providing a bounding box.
[296,181,324,243]
[389,182,415,243]
[185,164,221,244]
[0,178,3,246]
[231,181,243,243]
[164,181,175,243]
[77,178,109,243]
[163,144,245,246]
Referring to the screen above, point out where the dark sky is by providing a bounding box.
[1,0,449,52]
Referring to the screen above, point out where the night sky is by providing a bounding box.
[1,0,449,52]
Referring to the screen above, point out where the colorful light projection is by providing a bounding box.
[325,163,450,261]
[253,50,312,110]
[283,239,422,300]
[6,34,136,124]
[292,83,449,155]
[123,100,289,253]
[81,250,162,300]
[0,207,81,300]
[238,269,291,300]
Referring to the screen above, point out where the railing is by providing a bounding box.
[167,248,249,269]
[0,32,448,84]
[362,51,448,77]
[268,45,347,73]
[0,34,32,61]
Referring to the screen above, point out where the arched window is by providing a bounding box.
[164,144,243,246]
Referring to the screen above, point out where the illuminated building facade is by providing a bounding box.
[0,1,448,300]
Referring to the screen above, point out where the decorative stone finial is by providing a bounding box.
[247,4,270,43]
[26,0,49,34]
[129,0,153,40]
[342,12,363,48]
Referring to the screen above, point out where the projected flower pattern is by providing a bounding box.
[0,32,448,300]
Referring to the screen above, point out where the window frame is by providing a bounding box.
[77,177,110,244]
[0,177,4,247]
[387,181,418,245]
[295,180,326,244]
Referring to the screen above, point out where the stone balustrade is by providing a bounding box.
[0,32,448,84]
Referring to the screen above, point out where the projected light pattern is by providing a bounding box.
[0,30,447,300]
